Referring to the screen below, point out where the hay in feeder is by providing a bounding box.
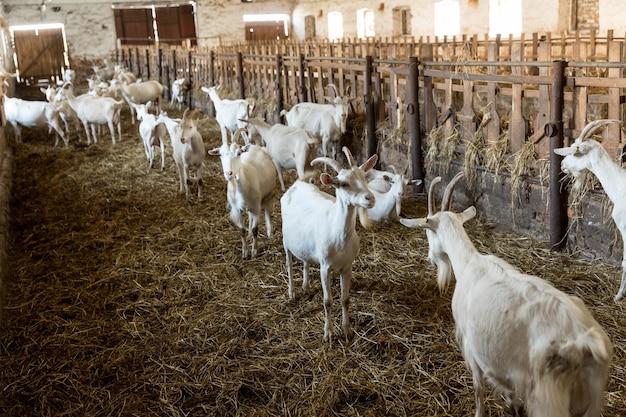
[484,132,510,180]
[463,109,492,188]
[510,139,537,213]
[1,104,625,417]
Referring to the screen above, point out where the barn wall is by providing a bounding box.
[2,0,117,63]
[5,0,626,69]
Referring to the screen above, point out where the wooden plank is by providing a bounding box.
[509,42,527,153]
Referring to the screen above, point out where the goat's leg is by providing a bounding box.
[159,140,165,172]
[230,206,248,259]
[302,261,310,294]
[285,247,296,300]
[615,262,626,302]
[273,160,285,191]
[320,264,333,342]
[248,210,261,258]
[339,267,354,340]
[196,166,203,199]
[108,120,116,145]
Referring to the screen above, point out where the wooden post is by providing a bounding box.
[365,55,377,161]
[408,57,424,188]
[420,44,437,134]
[298,54,308,103]
[550,60,567,251]
[509,42,527,153]
[208,51,215,117]
[237,52,245,99]
[275,54,284,124]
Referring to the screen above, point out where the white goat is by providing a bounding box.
[2,95,67,146]
[120,79,165,124]
[131,102,168,173]
[201,85,255,144]
[157,109,206,199]
[281,147,377,342]
[56,82,123,145]
[240,117,320,191]
[364,165,421,222]
[170,78,187,109]
[209,128,277,259]
[62,69,75,85]
[40,85,82,142]
[280,84,351,160]
[401,172,612,417]
[554,118,626,302]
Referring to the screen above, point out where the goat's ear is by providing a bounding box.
[382,174,392,182]
[553,146,573,156]
[320,173,335,186]
[360,154,378,171]
[400,217,434,230]
[459,206,477,223]
[208,148,221,156]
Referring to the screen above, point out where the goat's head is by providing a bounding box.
[311,147,377,211]
[400,172,474,293]
[324,83,351,134]
[208,127,248,181]
[179,108,207,144]
[554,119,621,191]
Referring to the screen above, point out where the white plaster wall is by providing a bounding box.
[1,0,623,65]
[2,0,118,62]
[599,0,626,33]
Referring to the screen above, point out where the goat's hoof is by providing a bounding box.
[614,293,624,302]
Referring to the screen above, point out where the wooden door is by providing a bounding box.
[245,21,288,41]
[13,28,65,84]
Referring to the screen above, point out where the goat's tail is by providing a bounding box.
[530,327,612,417]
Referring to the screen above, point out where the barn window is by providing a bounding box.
[357,8,375,38]
[304,15,316,39]
[328,11,343,41]
[393,7,412,36]
[243,14,289,41]
[489,0,522,37]
[10,23,69,85]
[112,3,197,47]
[434,0,460,37]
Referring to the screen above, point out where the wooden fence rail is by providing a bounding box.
[117,34,626,249]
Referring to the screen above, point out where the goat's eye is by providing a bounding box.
[340,182,349,188]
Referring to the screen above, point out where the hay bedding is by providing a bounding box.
[0,106,625,417]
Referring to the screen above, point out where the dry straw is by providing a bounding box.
[510,139,537,213]
[1,102,625,417]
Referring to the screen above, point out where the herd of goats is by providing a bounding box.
[2,62,626,417]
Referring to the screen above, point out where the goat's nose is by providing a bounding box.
[366,194,375,205]
[225,170,233,178]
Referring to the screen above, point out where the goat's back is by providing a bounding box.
[453,254,612,416]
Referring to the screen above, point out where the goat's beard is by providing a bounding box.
[432,257,453,294]
[570,171,586,193]
[357,207,371,229]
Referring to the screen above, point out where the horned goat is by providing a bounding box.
[209,128,277,259]
[2,95,67,146]
[120,79,165,124]
[401,172,612,417]
[554,118,626,302]
[280,84,351,160]
[40,85,82,142]
[365,165,421,221]
[240,117,319,191]
[56,82,123,145]
[157,109,206,199]
[201,85,255,144]
[131,102,168,173]
[281,147,377,342]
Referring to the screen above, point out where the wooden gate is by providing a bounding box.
[13,27,66,85]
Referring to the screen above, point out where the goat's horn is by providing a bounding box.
[343,146,356,167]
[579,119,621,141]
[232,127,248,145]
[327,83,339,98]
[311,157,343,173]
[184,108,202,120]
[182,108,190,120]
[441,172,465,212]
[428,177,442,216]
[386,164,398,174]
